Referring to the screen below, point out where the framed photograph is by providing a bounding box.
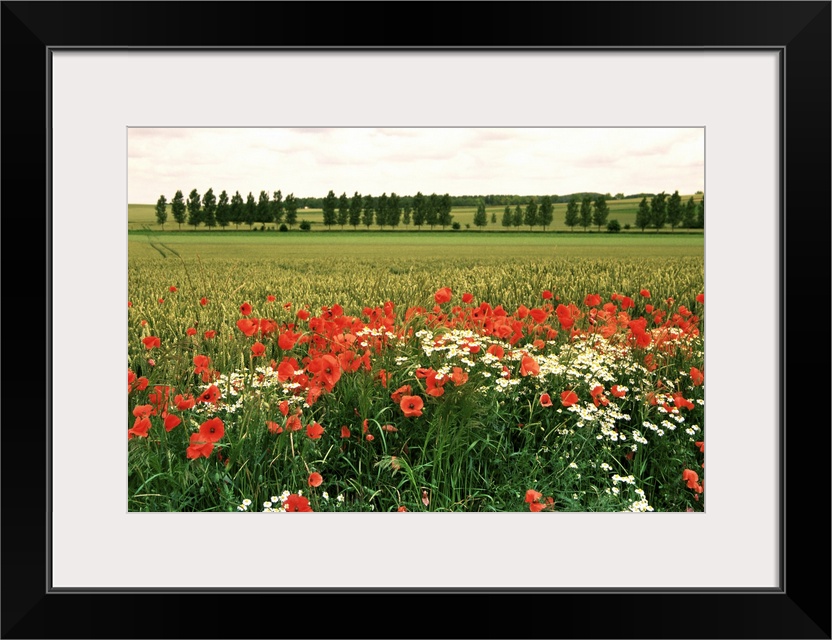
[3,2,829,638]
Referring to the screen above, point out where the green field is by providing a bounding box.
[129,195,704,233]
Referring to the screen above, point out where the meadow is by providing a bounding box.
[128,229,705,513]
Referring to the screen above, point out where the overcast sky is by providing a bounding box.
[128,127,704,204]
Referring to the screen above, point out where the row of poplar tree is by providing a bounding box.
[154,188,703,232]
[154,189,456,230]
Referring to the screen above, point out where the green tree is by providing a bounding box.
[284,193,298,228]
[271,190,284,225]
[154,194,167,229]
[256,190,272,227]
[473,199,488,229]
[322,189,338,229]
[187,188,202,230]
[606,219,621,233]
[426,193,439,229]
[388,192,402,229]
[202,188,217,230]
[438,193,453,229]
[512,204,523,229]
[362,194,375,229]
[538,195,553,231]
[337,192,349,229]
[412,192,426,229]
[635,197,651,232]
[230,191,244,229]
[402,202,412,227]
[592,195,609,231]
[349,192,362,229]
[524,198,538,231]
[580,195,593,231]
[683,196,697,228]
[564,195,579,231]
[244,192,257,228]
[666,190,683,231]
[501,205,513,229]
[697,196,705,228]
[650,191,668,232]
[376,193,388,229]
[216,190,230,229]
[171,190,186,230]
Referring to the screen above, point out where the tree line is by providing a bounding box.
[153,188,703,232]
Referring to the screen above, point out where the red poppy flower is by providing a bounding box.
[380,424,398,432]
[239,302,253,316]
[169,285,178,292]
[520,355,539,377]
[193,354,211,375]
[400,395,424,418]
[236,318,259,337]
[128,416,152,440]
[690,367,704,386]
[185,327,197,337]
[141,336,161,350]
[174,394,194,411]
[695,441,705,453]
[296,309,310,321]
[186,433,214,459]
[696,293,704,304]
[462,292,474,303]
[163,414,181,432]
[286,414,303,432]
[584,293,601,307]
[306,422,324,439]
[560,390,579,407]
[450,367,468,386]
[525,489,543,504]
[542,290,553,300]
[486,344,505,359]
[610,385,626,398]
[158,298,165,304]
[434,287,452,304]
[128,300,132,308]
[640,289,651,298]
[340,425,351,438]
[425,372,446,397]
[397,506,408,512]
[251,341,266,357]
[590,385,609,407]
[390,384,412,404]
[307,354,341,389]
[200,297,209,306]
[540,393,553,407]
[620,296,634,310]
[529,501,546,512]
[199,417,225,442]
[266,294,276,303]
[197,385,221,404]
[308,472,323,487]
[204,330,216,339]
[284,494,313,512]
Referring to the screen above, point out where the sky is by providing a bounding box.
[128,127,704,204]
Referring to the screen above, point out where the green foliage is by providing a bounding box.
[322,189,338,229]
[284,193,298,228]
[187,189,202,229]
[650,191,668,232]
[349,192,363,229]
[244,192,256,228]
[154,195,167,228]
[202,188,217,229]
[299,219,312,231]
[580,195,593,231]
[473,199,488,229]
[271,190,284,225]
[538,195,554,230]
[216,190,230,229]
[606,219,621,233]
[636,197,651,232]
[337,192,350,228]
[524,198,538,230]
[256,190,272,226]
[666,190,683,231]
[593,195,609,231]
[501,205,513,228]
[565,195,579,231]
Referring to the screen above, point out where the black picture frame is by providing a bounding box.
[2,2,829,638]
